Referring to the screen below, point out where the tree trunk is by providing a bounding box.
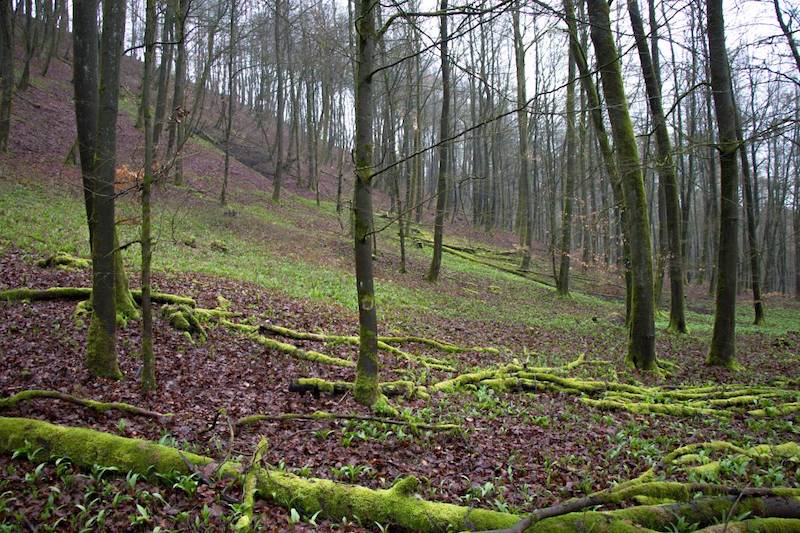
[427,0,450,283]
[152,1,173,151]
[0,0,13,152]
[587,0,656,370]
[628,0,687,333]
[558,40,577,295]
[272,0,285,202]
[352,0,379,406]
[166,0,186,185]
[512,2,534,272]
[140,0,156,392]
[221,0,236,206]
[706,0,739,368]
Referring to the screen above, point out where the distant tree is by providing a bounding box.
[0,0,12,152]
[557,34,577,296]
[706,0,739,367]
[587,0,656,370]
[272,0,286,202]
[427,0,450,283]
[512,2,534,272]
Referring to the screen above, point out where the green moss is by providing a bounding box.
[371,394,399,417]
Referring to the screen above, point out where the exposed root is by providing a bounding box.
[234,410,460,433]
[0,286,196,307]
[2,417,798,533]
[235,437,268,531]
[0,389,172,421]
[220,319,355,367]
[289,377,430,400]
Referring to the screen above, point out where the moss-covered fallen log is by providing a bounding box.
[2,417,798,533]
[0,286,195,307]
[0,390,172,421]
[289,377,429,399]
[692,518,800,532]
[234,410,460,432]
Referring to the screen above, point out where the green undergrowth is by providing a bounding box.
[1,179,799,345]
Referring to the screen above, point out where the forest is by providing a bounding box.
[0,0,799,530]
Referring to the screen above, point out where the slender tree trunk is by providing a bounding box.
[587,0,656,370]
[706,0,739,368]
[221,0,236,206]
[352,0,379,406]
[152,1,173,151]
[512,3,534,272]
[427,0,450,283]
[272,0,285,202]
[0,0,13,152]
[628,0,687,333]
[558,41,577,295]
[732,93,764,325]
[166,0,186,184]
[140,0,156,392]
[17,0,34,90]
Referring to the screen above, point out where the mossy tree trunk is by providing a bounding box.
[587,0,656,370]
[706,0,739,368]
[352,0,379,406]
[140,0,157,392]
[73,0,120,379]
[0,0,12,152]
[627,0,687,333]
[427,0,450,283]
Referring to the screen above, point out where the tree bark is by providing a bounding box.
[352,0,379,406]
[558,38,577,295]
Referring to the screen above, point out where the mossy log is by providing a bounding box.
[580,397,728,418]
[692,518,800,532]
[0,390,172,421]
[1,417,798,533]
[289,377,429,400]
[0,286,195,307]
[234,410,460,432]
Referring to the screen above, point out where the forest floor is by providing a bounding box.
[1,49,799,532]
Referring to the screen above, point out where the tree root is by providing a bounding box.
[234,410,460,433]
[235,437,268,531]
[220,319,355,367]
[257,322,456,371]
[0,390,172,421]
[289,377,430,400]
[2,417,798,533]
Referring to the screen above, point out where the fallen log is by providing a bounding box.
[289,377,429,399]
[0,286,196,307]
